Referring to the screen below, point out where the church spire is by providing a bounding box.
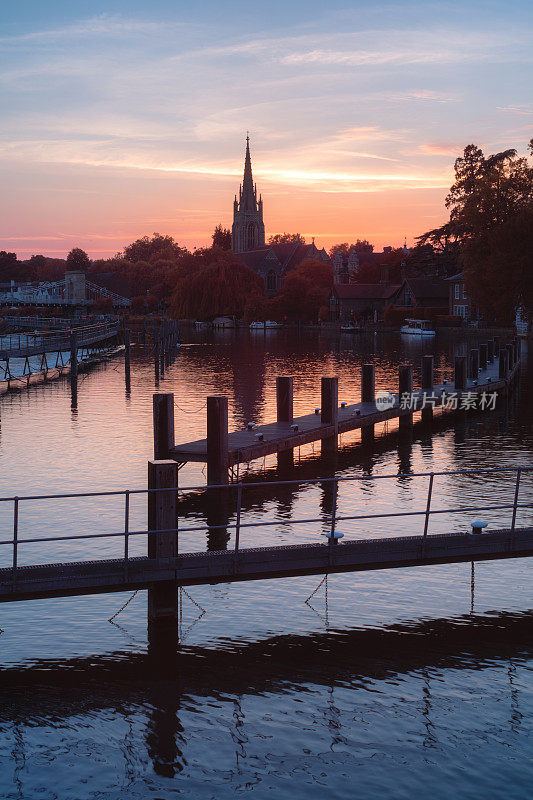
[231,134,265,253]
[241,133,256,212]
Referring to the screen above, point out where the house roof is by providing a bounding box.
[333,283,401,300]
[404,278,448,299]
[445,272,464,281]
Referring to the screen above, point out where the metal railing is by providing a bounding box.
[0,322,120,357]
[0,466,531,581]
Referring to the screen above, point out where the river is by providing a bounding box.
[0,329,531,799]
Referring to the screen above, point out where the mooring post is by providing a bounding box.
[499,348,508,380]
[493,337,500,358]
[124,329,131,393]
[421,354,434,424]
[147,459,179,630]
[142,317,147,346]
[207,396,229,485]
[487,340,494,362]
[69,331,78,408]
[153,393,175,459]
[321,377,339,454]
[160,325,165,376]
[399,364,413,431]
[454,356,467,392]
[276,376,294,470]
[154,325,160,383]
[361,363,375,445]
[506,342,513,370]
[470,348,479,382]
[479,343,488,372]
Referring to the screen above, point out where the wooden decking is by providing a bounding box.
[1,527,531,603]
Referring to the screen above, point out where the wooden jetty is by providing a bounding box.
[154,336,522,482]
[0,337,526,645]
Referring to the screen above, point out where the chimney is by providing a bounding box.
[380,264,389,285]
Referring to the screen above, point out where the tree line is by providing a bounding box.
[2,139,531,324]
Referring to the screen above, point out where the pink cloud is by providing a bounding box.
[419,142,462,156]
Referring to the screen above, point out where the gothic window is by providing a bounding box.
[247,222,256,250]
[266,270,277,293]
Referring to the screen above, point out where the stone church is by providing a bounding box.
[232,137,331,295]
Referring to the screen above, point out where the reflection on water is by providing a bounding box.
[0,330,532,799]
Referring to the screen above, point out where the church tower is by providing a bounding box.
[231,135,265,253]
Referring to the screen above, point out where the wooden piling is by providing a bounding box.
[124,329,131,393]
[487,340,494,362]
[399,364,413,431]
[479,343,488,371]
[454,356,467,392]
[493,337,500,358]
[70,331,78,407]
[154,327,160,383]
[276,376,294,470]
[153,393,175,459]
[361,363,375,445]
[470,348,479,381]
[207,396,229,485]
[506,343,514,372]
[421,355,434,424]
[147,459,179,627]
[321,377,338,454]
[499,348,508,380]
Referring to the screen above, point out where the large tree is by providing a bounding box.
[121,233,185,264]
[171,255,265,320]
[417,140,533,321]
[66,247,91,272]
[270,258,333,322]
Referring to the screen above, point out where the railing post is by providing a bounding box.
[147,459,179,626]
[511,468,521,532]
[124,490,130,574]
[234,481,243,568]
[423,473,434,538]
[12,497,18,583]
[361,363,375,445]
[329,478,338,541]
[276,376,294,470]
[321,377,339,454]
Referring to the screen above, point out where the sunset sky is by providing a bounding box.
[1,0,531,258]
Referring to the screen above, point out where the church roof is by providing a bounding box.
[237,241,331,274]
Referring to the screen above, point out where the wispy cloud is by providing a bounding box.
[419,143,463,156]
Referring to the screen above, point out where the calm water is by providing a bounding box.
[0,329,532,799]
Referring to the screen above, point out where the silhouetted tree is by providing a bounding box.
[268,233,306,245]
[212,224,232,250]
[121,233,185,264]
[66,248,90,272]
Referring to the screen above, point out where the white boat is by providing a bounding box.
[400,319,436,336]
[340,323,360,333]
[250,320,280,329]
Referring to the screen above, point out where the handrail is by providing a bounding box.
[0,465,531,581]
[0,465,531,504]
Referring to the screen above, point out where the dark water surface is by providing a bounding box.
[0,329,532,799]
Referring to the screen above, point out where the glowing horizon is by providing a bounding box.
[1,1,531,259]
